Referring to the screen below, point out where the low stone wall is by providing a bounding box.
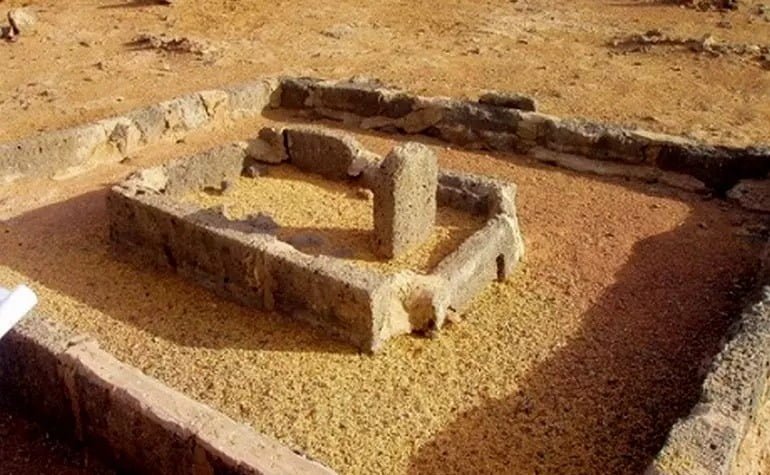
[2,75,768,203]
[648,283,770,475]
[108,131,524,352]
[275,77,770,196]
[0,79,279,184]
[0,312,335,475]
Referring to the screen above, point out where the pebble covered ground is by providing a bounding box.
[1,0,768,147]
[184,166,484,274]
[0,127,764,474]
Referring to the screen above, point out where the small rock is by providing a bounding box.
[479,91,538,112]
[242,162,269,178]
[321,23,354,39]
[759,4,770,21]
[716,19,732,28]
[8,8,37,36]
[203,180,232,196]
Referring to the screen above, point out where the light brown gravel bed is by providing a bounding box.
[183,166,484,274]
[0,130,763,474]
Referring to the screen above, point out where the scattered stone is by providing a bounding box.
[372,143,438,259]
[8,8,37,36]
[478,91,538,112]
[129,33,214,56]
[610,30,770,67]
[321,23,354,39]
[242,162,270,178]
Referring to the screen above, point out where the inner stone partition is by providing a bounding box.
[372,143,438,259]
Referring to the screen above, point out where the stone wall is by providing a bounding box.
[275,77,770,198]
[108,134,524,352]
[648,284,770,475]
[0,79,278,184]
[0,313,335,475]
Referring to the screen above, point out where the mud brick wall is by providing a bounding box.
[0,313,335,475]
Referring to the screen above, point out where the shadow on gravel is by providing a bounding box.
[0,123,765,471]
[407,209,760,474]
[0,189,358,355]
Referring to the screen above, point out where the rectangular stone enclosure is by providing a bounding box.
[107,127,524,352]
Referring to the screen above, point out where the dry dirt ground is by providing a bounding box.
[1,1,770,474]
[1,0,769,146]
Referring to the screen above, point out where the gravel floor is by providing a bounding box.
[0,129,764,474]
[184,166,483,274]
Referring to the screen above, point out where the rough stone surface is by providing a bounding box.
[8,8,37,35]
[435,216,523,311]
[0,312,335,475]
[372,143,438,259]
[109,139,523,352]
[224,78,277,119]
[274,76,770,200]
[285,127,374,180]
[649,286,770,475]
[0,79,279,183]
[727,179,770,212]
[478,91,538,112]
[0,314,79,434]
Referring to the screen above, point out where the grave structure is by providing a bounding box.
[108,126,523,352]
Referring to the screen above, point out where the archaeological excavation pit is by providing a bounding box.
[1,75,769,475]
[107,126,524,352]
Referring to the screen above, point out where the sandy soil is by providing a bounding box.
[1,0,769,472]
[0,120,764,474]
[1,0,768,147]
[184,167,484,274]
[0,402,115,475]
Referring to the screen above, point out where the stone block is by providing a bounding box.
[478,91,538,112]
[372,143,438,259]
[225,79,277,119]
[245,127,288,164]
[159,94,210,137]
[285,127,373,180]
[435,216,523,311]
